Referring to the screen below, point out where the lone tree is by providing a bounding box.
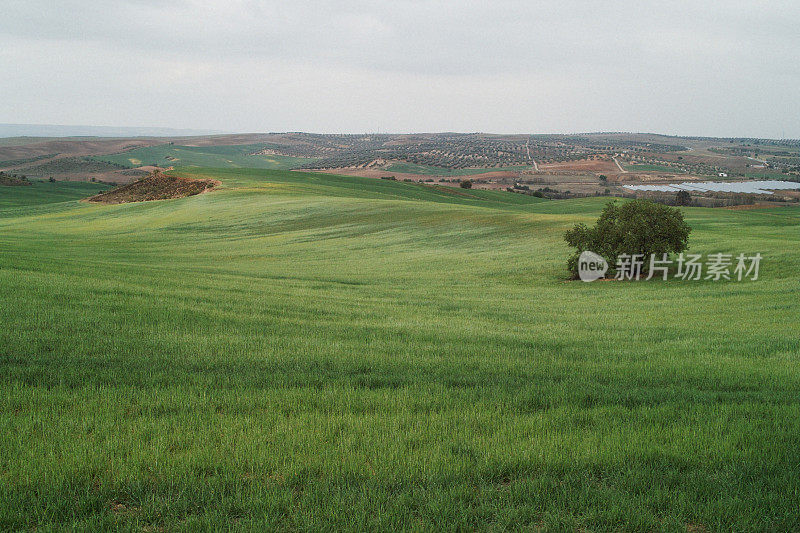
[459,179,473,189]
[564,200,691,279]
[675,190,692,206]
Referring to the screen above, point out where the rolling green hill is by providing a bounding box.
[0,179,107,210]
[1,168,799,530]
[91,144,314,170]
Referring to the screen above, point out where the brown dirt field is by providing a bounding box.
[0,155,62,171]
[456,170,524,180]
[0,133,288,160]
[537,158,618,173]
[87,171,219,204]
[0,138,160,161]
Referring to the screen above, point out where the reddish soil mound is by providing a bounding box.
[87,171,219,204]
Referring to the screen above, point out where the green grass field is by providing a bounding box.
[623,163,686,174]
[743,170,799,181]
[1,168,799,530]
[0,179,107,209]
[384,162,531,176]
[91,144,314,170]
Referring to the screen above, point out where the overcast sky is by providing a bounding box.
[2,0,799,137]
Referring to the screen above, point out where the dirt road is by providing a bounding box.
[525,140,539,170]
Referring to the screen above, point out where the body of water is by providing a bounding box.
[622,180,800,195]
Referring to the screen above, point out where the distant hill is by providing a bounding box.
[0,123,226,138]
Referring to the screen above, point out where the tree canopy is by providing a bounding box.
[564,200,691,279]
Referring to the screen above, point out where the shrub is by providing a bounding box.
[564,200,691,279]
[459,179,472,189]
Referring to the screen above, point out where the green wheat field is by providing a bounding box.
[1,168,798,530]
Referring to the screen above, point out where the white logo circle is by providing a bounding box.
[578,251,608,282]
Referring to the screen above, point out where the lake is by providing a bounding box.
[622,180,800,195]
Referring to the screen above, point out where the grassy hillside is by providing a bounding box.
[92,144,314,170]
[1,168,799,530]
[0,179,107,209]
